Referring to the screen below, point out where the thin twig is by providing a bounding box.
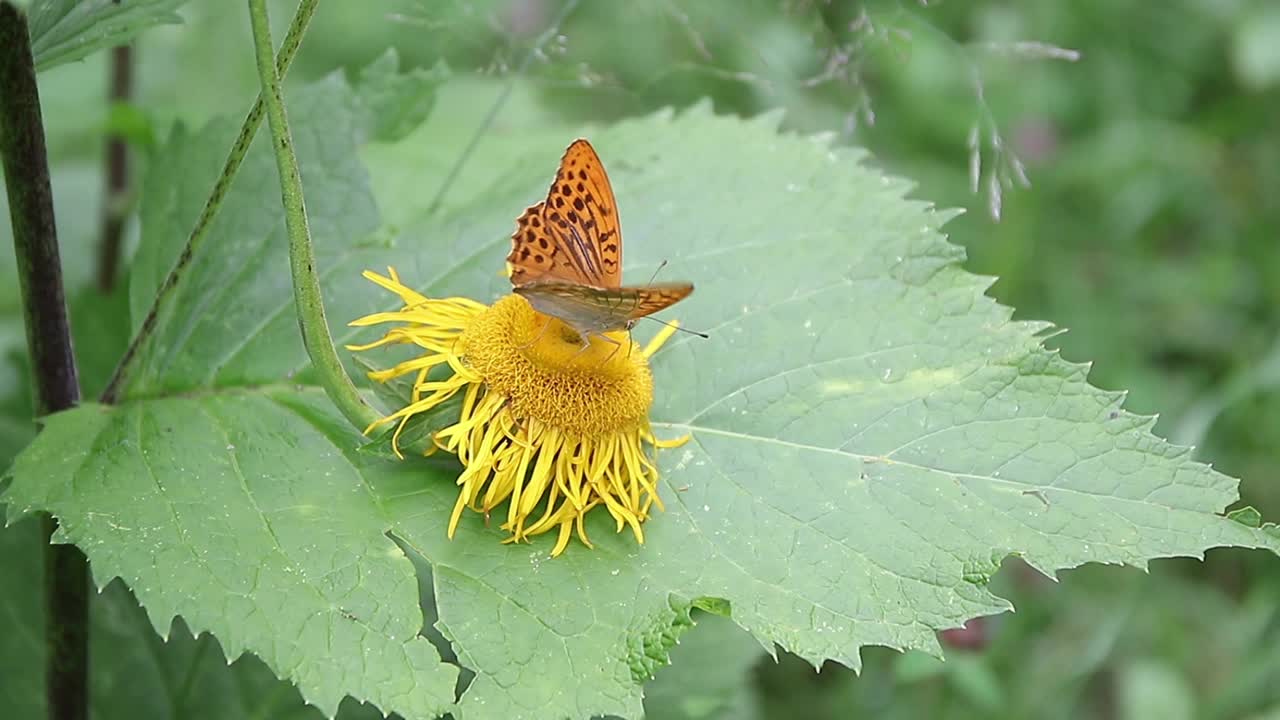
[0,4,87,720]
[100,0,319,403]
[246,0,380,433]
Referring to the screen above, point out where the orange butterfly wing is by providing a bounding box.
[626,282,694,321]
[507,139,623,288]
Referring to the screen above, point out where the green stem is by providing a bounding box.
[99,0,319,403]
[0,4,88,720]
[246,0,380,432]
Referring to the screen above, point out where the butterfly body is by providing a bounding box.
[507,139,693,343]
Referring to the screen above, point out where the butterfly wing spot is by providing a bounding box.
[508,202,562,284]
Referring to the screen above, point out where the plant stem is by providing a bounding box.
[0,4,88,720]
[39,519,90,720]
[0,8,79,413]
[99,0,319,403]
[95,42,132,293]
[247,0,380,432]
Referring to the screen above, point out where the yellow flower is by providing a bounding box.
[347,268,688,556]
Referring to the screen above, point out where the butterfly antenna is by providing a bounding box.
[645,260,669,287]
[642,315,709,339]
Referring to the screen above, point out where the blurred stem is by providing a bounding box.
[0,4,88,720]
[95,42,132,293]
[247,0,380,432]
[100,0,318,403]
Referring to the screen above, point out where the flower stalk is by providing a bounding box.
[0,3,87,718]
[100,0,319,403]
[247,0,380,432]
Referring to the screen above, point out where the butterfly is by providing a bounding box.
[507,139,695,345]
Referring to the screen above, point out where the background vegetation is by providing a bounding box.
[5,0,1280,717]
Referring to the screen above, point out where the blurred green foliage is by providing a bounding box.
[6,0,1280,717]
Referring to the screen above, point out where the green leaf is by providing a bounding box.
[1228,506,1263,528]
[28,0,193,73]
[355,102,1280,717]
[0,515,397,719]
[353,50,449,144]
[7,74,1280,720]
[5,396,459,718]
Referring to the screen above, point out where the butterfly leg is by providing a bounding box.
[566,333,595,362]
[624,321,637,359]
[596,332,627,365]
[564,330,624,365]
[517,313,556,351]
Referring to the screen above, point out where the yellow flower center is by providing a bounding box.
[460,295,654,437]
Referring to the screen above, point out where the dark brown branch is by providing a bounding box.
[0,9,79,411]
[40,517,90,720]
[95,43,133,293]
[0,4,88,720]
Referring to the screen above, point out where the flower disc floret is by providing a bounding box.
[461,294,654,436]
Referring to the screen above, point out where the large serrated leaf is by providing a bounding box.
[5,73,1279,720]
